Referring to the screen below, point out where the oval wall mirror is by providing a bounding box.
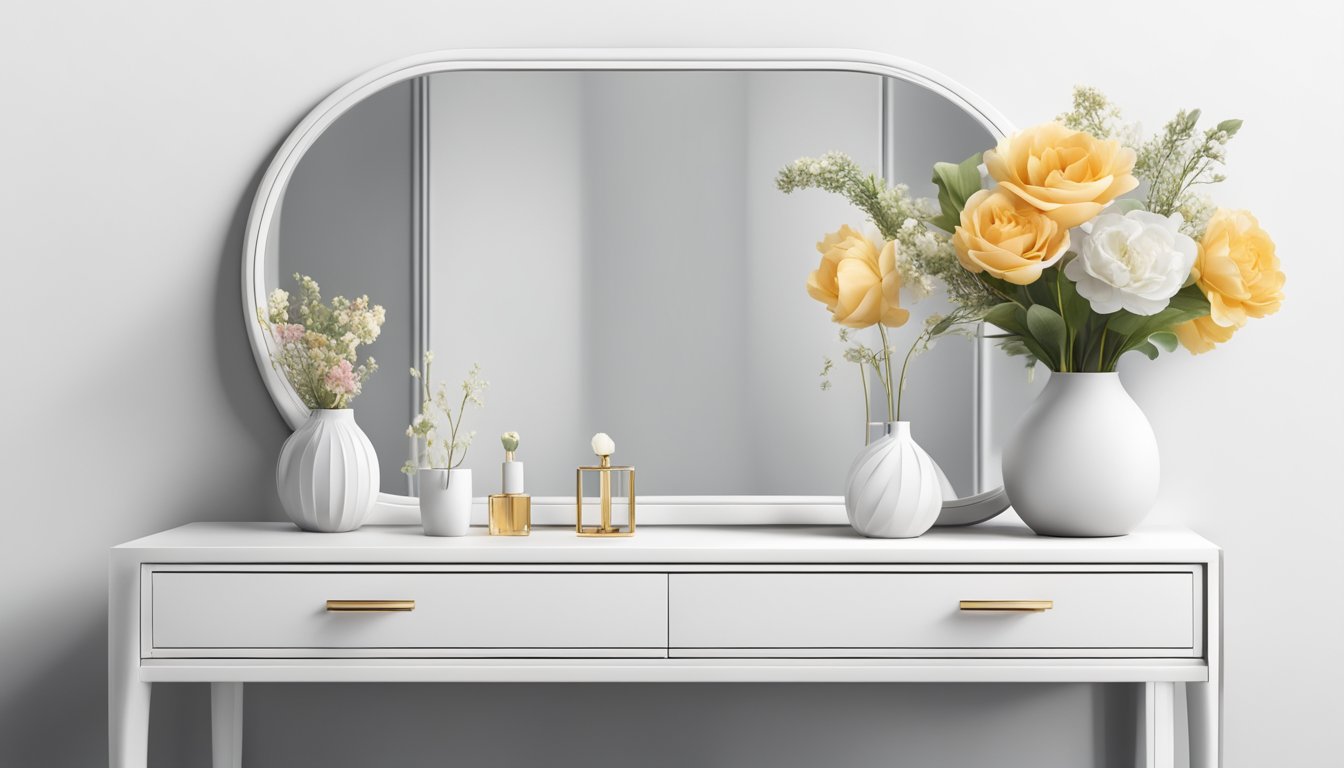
[242,49,1041,525]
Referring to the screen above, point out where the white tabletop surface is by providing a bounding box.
[115,520,1219,564]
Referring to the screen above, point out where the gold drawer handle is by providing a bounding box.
[959,600,1053,612]
[325,600,416,612]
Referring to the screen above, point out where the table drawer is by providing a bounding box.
[669,570,1198,657]
[150,571,667,657]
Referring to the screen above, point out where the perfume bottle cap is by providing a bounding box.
[502,461,524,494]
[500,431,524,494]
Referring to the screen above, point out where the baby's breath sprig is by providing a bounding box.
[402,356,487,474]
[1057,85,1241,237]
[1137,110,1241,235]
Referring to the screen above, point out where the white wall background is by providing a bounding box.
[1,1,1339,766]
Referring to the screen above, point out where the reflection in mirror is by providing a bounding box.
[269,70,1037,499]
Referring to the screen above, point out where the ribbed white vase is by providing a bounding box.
[276,409,380,533]
[1003,373,1159,537]
[844,421,942,538]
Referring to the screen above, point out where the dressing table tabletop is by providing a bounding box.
[110,521,1221,768]
[113,520,1218,563]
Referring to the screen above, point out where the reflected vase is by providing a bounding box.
[843,421,942,538]
[1003,373,1159,537]
[419,468,472,537]
[276,409,380,533]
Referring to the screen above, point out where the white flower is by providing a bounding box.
[1064,210,1197,316]
[266,289,290,323]
[591,432,615,456]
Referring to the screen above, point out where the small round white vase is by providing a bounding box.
[1003,373,1159,537]
[276,409,380,533]
[844,422,942,538]
[419,468,472,537]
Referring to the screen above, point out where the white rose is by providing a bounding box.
[1064,210,1197,316]
[591,432,615,456]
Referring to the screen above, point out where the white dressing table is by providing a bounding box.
[109,520,1220,767]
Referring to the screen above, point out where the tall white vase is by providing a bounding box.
[844,421,942,538]
[1003,372,1159,537]
[276,409,380,533]
[419,468,472,537]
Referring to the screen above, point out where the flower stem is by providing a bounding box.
[858,362,871,444]
[877,325,896,423]
[1097,320,1109,372]
[895,329,926,423]
[1053,277,1070,373]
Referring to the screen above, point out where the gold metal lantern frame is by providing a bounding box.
[575,456,635,537]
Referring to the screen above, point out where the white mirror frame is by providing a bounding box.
[242,47,1014,526]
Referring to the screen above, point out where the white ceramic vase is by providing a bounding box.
[276,409,380,533]
[419,468,472,536]
[844,421,942,538]
[1003,372,1159,537]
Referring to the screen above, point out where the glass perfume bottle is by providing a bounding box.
[488,432,531,536]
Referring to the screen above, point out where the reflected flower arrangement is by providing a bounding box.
[259,273,385,409]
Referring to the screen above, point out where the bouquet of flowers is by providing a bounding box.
[778,152,994,425]
[401,353,488,474]
[259,273,385,409]
[780,87,1285,405]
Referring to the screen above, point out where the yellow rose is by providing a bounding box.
[952,189,1070,286]
[1192,209,1283,326]
[806,225,909,328]
[1174,315,1237,355]
[1176,209,1283,354]
[984,122,1139,229]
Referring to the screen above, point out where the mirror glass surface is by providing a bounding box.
[267,70,1039,498]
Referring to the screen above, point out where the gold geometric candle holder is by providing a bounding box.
[576,433,635,537]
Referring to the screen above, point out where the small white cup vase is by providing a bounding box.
[1003,372,1159,537]
[276,409,380,533]
[419,468,472,536]
[844,421,942,538]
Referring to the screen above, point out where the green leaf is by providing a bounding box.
[928,315,957,336]
[1024,269,1058,310]
[1132,341,1161,360]
[1105,310,1143,336]
[1165,283,1212,316]
[1106,285,1212,365]
[1025,305,1067,366]
[981,274,1030,307]
[1106,198,1147,215]
[1055,271,1093,332]
[983,302,1055,369]
[930,152,983,233]
[1216,118,1243,137]
[1149,331,1178,353]
[1106,284,1210,344]
[983,302,1026,334]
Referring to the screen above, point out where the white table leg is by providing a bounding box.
[1140,681,1176,768]
[211,682,244,768]
[1190,553,1223,767]
[109,679,150,768]
[110,555,150,768]
[1187,679,1221,768]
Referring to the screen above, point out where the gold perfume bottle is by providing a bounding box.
[576,432,635,537]
[488,432,531,536]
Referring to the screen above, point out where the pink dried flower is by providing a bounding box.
[274,323,305,344]
[324,359,358,396]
